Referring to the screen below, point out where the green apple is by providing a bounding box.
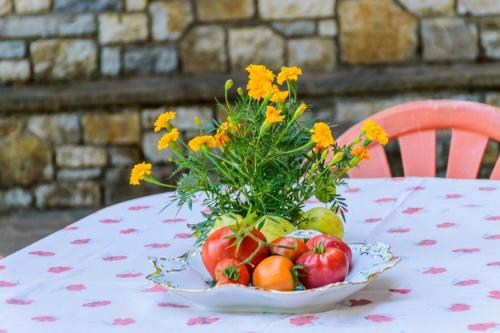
[208,213,243,236]
[258,215,297,242]
[299,207,344,239]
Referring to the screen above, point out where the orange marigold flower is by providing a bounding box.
[129,162,151,186]
[218,121,238,133]
[154,111,176,132]
[214,132,230,148]
[264,106,284,125]
[157,128,179,150]
[188,135,215,152]
[246,64,275,100]
[270,86,289,103]
[352,146,370,160]
[363,120,389,145]
[310,122,334,150]
[277,66,302,85]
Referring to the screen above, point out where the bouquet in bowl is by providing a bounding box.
[131,64,388,290]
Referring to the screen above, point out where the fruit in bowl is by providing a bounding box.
[299,207,344,239]
[202,222,352,291]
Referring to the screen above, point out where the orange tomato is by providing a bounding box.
[252,256,297,291]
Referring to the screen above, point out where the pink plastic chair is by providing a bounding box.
[337,100,500,179]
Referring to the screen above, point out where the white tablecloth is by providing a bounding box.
[1,178,499,333]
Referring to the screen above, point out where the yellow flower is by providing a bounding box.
[188,135,216,152]
[310,122,334,150]
[277,66,302,85]
[218,121,238,133]
[264,106,284,125]
[352,146,370,160]
[154,111,176,132]
[298,103,307,112]
[129,162,152,186]
[157,128,179,150]
[270,86,289,103]
[246,64,275,100]
[214,132,230,148]
[363,120,388,145]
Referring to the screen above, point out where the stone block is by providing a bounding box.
[0,188,33,212]
[126,0,146,11]
[57,168,102,180]
[339,0,417,64]
[55,146,107,168]
[196,0,254,21]
[35,181,101,208]
[31,39,97,81]
[109,147,141,166]
[422,18,478,61]
[149,0,193,41]
[0,0,12,15]
[458,0,500,15]
[229,26,284,70]
[0,41,25,59]
[101,47,121,76]
[180,25,226,73]
[480,17,500,60]
[28,114,80,144]
[258,0,335,19]
[15,0,50,13]
[318,19,337,37]
[123,45,177,74]
[0,118,22,137]
[399,0,454,16]
[54,0,122,12]
[99,13,148,44]
[272,21,316,37]
[288,38,336,70]
[0,60,29,82]
[82,111,140,144]
[0,14,96,38]
[0,135,53,186]
[141,106,213,130]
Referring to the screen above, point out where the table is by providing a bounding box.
[1,177,499,333]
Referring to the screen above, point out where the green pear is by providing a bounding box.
[208,213,243,236]
[258,215,297,242]
[299,207,344,239]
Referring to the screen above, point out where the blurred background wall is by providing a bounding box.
[1,0,500,255]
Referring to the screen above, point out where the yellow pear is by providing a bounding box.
[258,215,297,242]
[208,213,243,236]
[299,207,344,239]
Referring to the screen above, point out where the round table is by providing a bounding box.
[0,177,499,333]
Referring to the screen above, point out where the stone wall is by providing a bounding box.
[1,0,500,213]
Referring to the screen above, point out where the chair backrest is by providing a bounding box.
[337,100,500,179]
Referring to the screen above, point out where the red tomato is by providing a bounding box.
[306,235,352,264]
[214,258,250,286]
[296,247,349,289]
[202,226,268,278]
[252,256,297,291]
[270,237,307,262]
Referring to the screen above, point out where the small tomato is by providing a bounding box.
[306,235,352,264]
[296,245,349,289]
[252,255,297,291]
[214,258,250,286]
[270,237,307,262]
[202,226,268,278]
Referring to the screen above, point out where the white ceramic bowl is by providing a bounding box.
[146,240,400,314]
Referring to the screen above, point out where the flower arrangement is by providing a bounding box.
[130,64,388,243]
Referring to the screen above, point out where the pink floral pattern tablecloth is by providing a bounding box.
[1,177,499,333]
